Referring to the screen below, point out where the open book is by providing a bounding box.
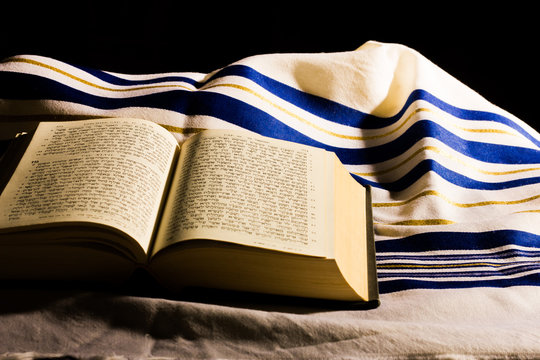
[0,118,378,303]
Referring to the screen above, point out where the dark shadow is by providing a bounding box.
[0,267,378,319]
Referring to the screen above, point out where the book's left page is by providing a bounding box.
[0,118,179,256]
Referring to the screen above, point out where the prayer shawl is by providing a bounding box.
[1,41,539,359]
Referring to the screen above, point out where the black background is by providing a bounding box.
[1,2,537,131]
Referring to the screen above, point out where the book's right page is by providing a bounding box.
[153,129,334,258]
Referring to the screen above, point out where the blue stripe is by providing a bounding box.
[406,90,540,149]
[204,65,377,128]
[2,72,538,169]
[378,272,540,282]
[377,248,540,262]
[378,273,540,293]
[361,118,540,165]
[68,62,201,87]
[354,160,540,191]
[375,230,540,253]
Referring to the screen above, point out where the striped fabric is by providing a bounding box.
[1,41,539,294]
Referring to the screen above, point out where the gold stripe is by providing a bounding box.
[513,209,540,214]
[378,219,455,226]
[159,124,206,134]
[455,127,516,135]
[354,145,540,177]
[4,58,193,92]
[373,190,540,208]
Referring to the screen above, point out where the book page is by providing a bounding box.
[154,129,333,257]
[0,118,178,252]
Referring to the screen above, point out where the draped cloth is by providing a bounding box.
[1,41,539,359]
